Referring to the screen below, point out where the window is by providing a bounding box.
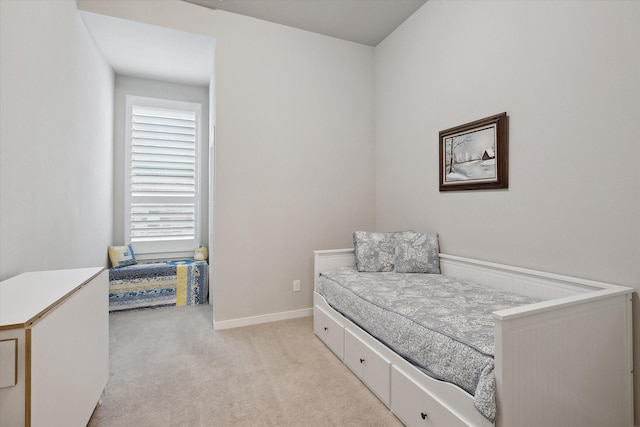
[125,96,202,257]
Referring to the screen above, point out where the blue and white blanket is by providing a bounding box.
[109,260,208,312]
[316,266,542,422]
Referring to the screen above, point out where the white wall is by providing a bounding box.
[375,0,640,285]
[78,0,376,322]
[113,75,210,259]
[0,0,114,280]
[375,0,640,419]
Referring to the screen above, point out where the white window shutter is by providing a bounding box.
[125,97,201,256]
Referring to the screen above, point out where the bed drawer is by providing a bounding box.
[391,366,468,427]
[344,328,391,405]
[314,305,344,359]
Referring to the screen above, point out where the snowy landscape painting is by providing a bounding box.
[439,113,509,191]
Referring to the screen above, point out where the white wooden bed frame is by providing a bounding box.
[313,248,633,427]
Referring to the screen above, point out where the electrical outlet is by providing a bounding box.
[293,280,301,292]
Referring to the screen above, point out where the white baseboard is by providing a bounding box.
[213,307,313,330]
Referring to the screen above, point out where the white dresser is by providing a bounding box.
[0,267,108,427]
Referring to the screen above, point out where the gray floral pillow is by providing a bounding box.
[353,231,398,272]
[394,232,440,273]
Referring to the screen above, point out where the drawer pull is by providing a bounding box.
[421,412,428,420]
[324,327,328,331]
[359,358,365,364]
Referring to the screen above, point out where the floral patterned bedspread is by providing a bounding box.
[316,266,542,422]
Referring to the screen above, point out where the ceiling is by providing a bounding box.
[182,0,427,46]
[80,11,216,86]
[80,0,426,87]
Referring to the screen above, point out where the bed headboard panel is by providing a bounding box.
[314,249,626,301]
[438,253,623,300]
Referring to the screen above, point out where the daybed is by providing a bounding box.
[109,260,208,312]
[313,234,633,427]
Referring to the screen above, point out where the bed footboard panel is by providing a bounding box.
[495,293,633,427]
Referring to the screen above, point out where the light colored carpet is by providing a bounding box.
[88,305,403,427]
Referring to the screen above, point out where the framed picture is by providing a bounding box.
[439,112,508,191]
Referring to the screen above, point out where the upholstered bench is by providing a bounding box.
[108,260,208,312]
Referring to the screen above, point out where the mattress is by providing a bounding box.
[109,260,208,312]
[316,266,542,422]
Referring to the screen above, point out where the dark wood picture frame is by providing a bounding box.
[439,112,508,191]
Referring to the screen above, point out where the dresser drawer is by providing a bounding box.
[314,305,344,359]
[344,328,391,405]
[391,366,468,427]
